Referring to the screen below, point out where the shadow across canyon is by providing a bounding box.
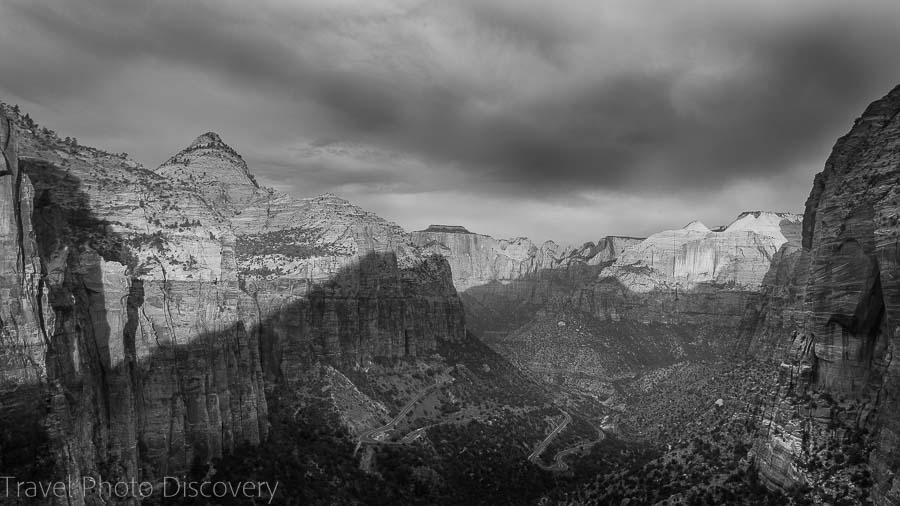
[0,143,465,504]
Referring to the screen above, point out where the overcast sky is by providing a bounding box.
[2,0,899,244]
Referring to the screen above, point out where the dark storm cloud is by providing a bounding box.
[6,0,900,194]
[383,5,900,194]
[2,0,900,241]
[1,0,308,98]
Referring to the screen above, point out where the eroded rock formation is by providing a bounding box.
[411,225,641,292]
[554,212,803,363]
[0,107,465,504]
[748,85,900,505]
[600,211,802,293]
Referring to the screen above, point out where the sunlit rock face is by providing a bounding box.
[600,211,803,293]
[0,105,465,503]
[412,216,806,399]
[0,114,49,474]
[155,131,259,207]
[748,85,900,504]
[410,225,642,337]
[412,226,559,292]
[560,212,802,364]
[411,224,641,294]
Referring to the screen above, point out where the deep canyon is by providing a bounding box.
[2,85,900,505]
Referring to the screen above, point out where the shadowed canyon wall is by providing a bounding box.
[0,110,464,505]
[746,85,900,504]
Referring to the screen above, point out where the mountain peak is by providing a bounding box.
[189,131,226,149]
[311,193,351,205]
[732,210,802,222]
[156,131,259,203]
[724,211,803,232]
[166,131,244,163]
[682,220,710,232]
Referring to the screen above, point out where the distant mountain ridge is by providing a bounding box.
[412,225,643,292]
[600,210,803,292]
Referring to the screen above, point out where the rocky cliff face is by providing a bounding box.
[748,85,900,504]
[411,225,641,292]
[556,212,802,362]
[411,225,641,335]
[0,106,464,504]
[600,211,802,293]
[413,216,804,400]
[412,218,789,415]
[155,131,259,207]
[0,113,50,480]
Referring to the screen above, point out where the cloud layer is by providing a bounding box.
[2,0,899,241]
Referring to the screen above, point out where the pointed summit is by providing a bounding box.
[189,131,226,149]
[176,131,245,163]
[682,220,710,232]
[722,210,803,243]
[156,131,259,206]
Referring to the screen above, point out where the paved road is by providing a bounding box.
[529,412,609,472]
[358,387,604,474]
[528,410,572,465]
[541,426,606,472]
[359,382,442,446]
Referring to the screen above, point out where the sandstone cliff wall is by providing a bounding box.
[411,226,641,293]
[748,85,900,505]
[0,111,465,504]
[600,211,802,293]
[411,226,642,335]
[553,212,803,362]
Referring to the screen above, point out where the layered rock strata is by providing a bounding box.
[748,85,900,505]
[0,107,465,504]
[600,211,802,293]
[414,215,804,395]
[411,226,641,336]
[411,225,642,292]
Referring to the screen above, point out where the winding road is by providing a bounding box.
[358,382,442,447]
[542,427,606,472]
[356,384,604,474]
[528,410,572,465]
[529,411,607,472]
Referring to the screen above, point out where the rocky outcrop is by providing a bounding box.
[741,243,808,361]
[413,215,807,401]
[411,225,642,338]
[556,212,803,362]
[414,227,562,292]
[600,211,802,293]
[414,218,795,401]
[411,226,642,292]
[155,131,259,207]
[574,235,646,266]
[748,85,900,504]
[0,113,49,477]
[0,107,465,504]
